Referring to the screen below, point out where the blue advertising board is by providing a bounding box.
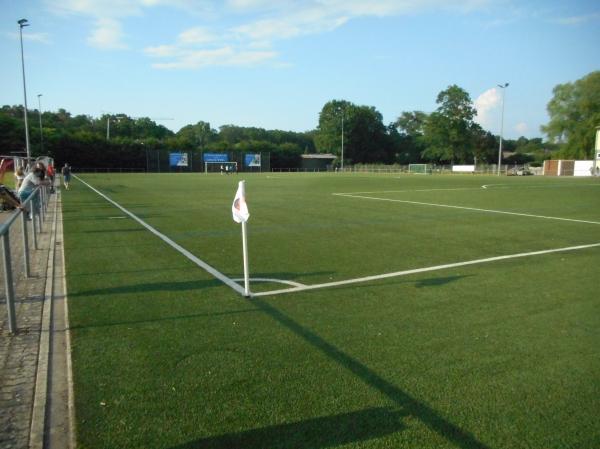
[169,152,188,167]
[203,153,229,163]
[244,153,261,167]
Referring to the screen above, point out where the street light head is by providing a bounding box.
[37,93,42,98]
[18,19,29,27]
[497,82,509,88]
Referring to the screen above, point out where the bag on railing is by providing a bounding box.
[0,184,21,210]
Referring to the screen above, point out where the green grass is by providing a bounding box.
[62,173,600,449]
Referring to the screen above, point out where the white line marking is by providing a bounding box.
[108,216,126,219]
[74,175,247,296]
[253,242,600,297]
[333,187,479,195]
[333,193,600,225]
[232,278,307,287]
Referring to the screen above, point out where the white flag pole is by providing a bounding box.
[241,220,250,297]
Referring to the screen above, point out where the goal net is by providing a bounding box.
[408,164,432,174]
[205,161,238,174]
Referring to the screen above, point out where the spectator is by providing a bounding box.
[17,165,48,218]
[47,164,56,193]
[14,167,25,190]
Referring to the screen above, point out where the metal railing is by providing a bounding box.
[1,185,51,334]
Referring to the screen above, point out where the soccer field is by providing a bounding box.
[63,173,600,449]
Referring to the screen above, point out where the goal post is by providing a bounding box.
[204,161,238,174]
[408,163,432,174]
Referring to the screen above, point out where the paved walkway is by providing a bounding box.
[0,189,72,449]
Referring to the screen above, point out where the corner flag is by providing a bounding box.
[232,180,251,297]
[232,180,250,223]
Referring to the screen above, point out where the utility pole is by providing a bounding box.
[497,83,509,176]
[18,19,31,163]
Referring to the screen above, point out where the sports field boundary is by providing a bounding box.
[333,192,600,225]
[73,175,248,297]
[75,175,600,298]
[252,242,600,296]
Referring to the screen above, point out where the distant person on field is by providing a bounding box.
[61,163,72,190]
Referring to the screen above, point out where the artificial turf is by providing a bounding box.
[62,173,600,449]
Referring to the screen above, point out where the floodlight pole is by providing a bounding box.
[341,113,344,172]
[37,94,43,154]
[497,83,509,176]
[18,19,31,163]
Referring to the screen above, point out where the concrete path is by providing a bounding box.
[0,189,73,449]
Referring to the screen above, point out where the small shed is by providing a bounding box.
[301,153,337,170]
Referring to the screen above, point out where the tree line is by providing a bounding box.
[1,71,597,170]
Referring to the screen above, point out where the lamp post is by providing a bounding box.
[341,112,344,172]
[18,19,31,163]
[497,82,509,176]
[37,94,43,154]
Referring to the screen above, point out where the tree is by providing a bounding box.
[422,85,478,163]
[394,111,429,163]
[541,71,600,159]
[176,121,217,149]
[346,105,393,163]
[314,100,352,156]
[315,100,393,163]
[471,124,498,164]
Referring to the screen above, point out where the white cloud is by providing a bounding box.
[25,32,51,44]
[6,32,51,44]
[474,87,501,129]
[144,44,179,57]
[551,12,600,25]
[88,18,127,49]
[150,46,277,69]
[46,0,493,66]
[48,0,144,18]
[178,27,218,45]
[515,122,528,135]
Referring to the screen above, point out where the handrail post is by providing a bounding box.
[2,232,17,334]
[38,188,44,225]
[31,197,38,250]
[36,190,42,231]
[21,210,30,277]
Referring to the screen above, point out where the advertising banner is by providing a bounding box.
[244,153,261,167]
[169,152,188,167]
[203,153,229,163]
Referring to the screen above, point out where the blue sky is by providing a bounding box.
[1,0,598,139]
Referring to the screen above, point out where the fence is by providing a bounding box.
[0,185,51,334]
[272,164,537,175]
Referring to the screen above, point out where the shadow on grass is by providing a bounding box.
[324,274,474,296]
[415,275,474,288]
[251,298,491,449]
[68,265,191,277]
[70,279,223,297]
[171,407,406,449]
[68,308,259,330]
[81,228,146,234]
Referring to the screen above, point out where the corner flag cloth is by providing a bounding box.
[232,180,250,223]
